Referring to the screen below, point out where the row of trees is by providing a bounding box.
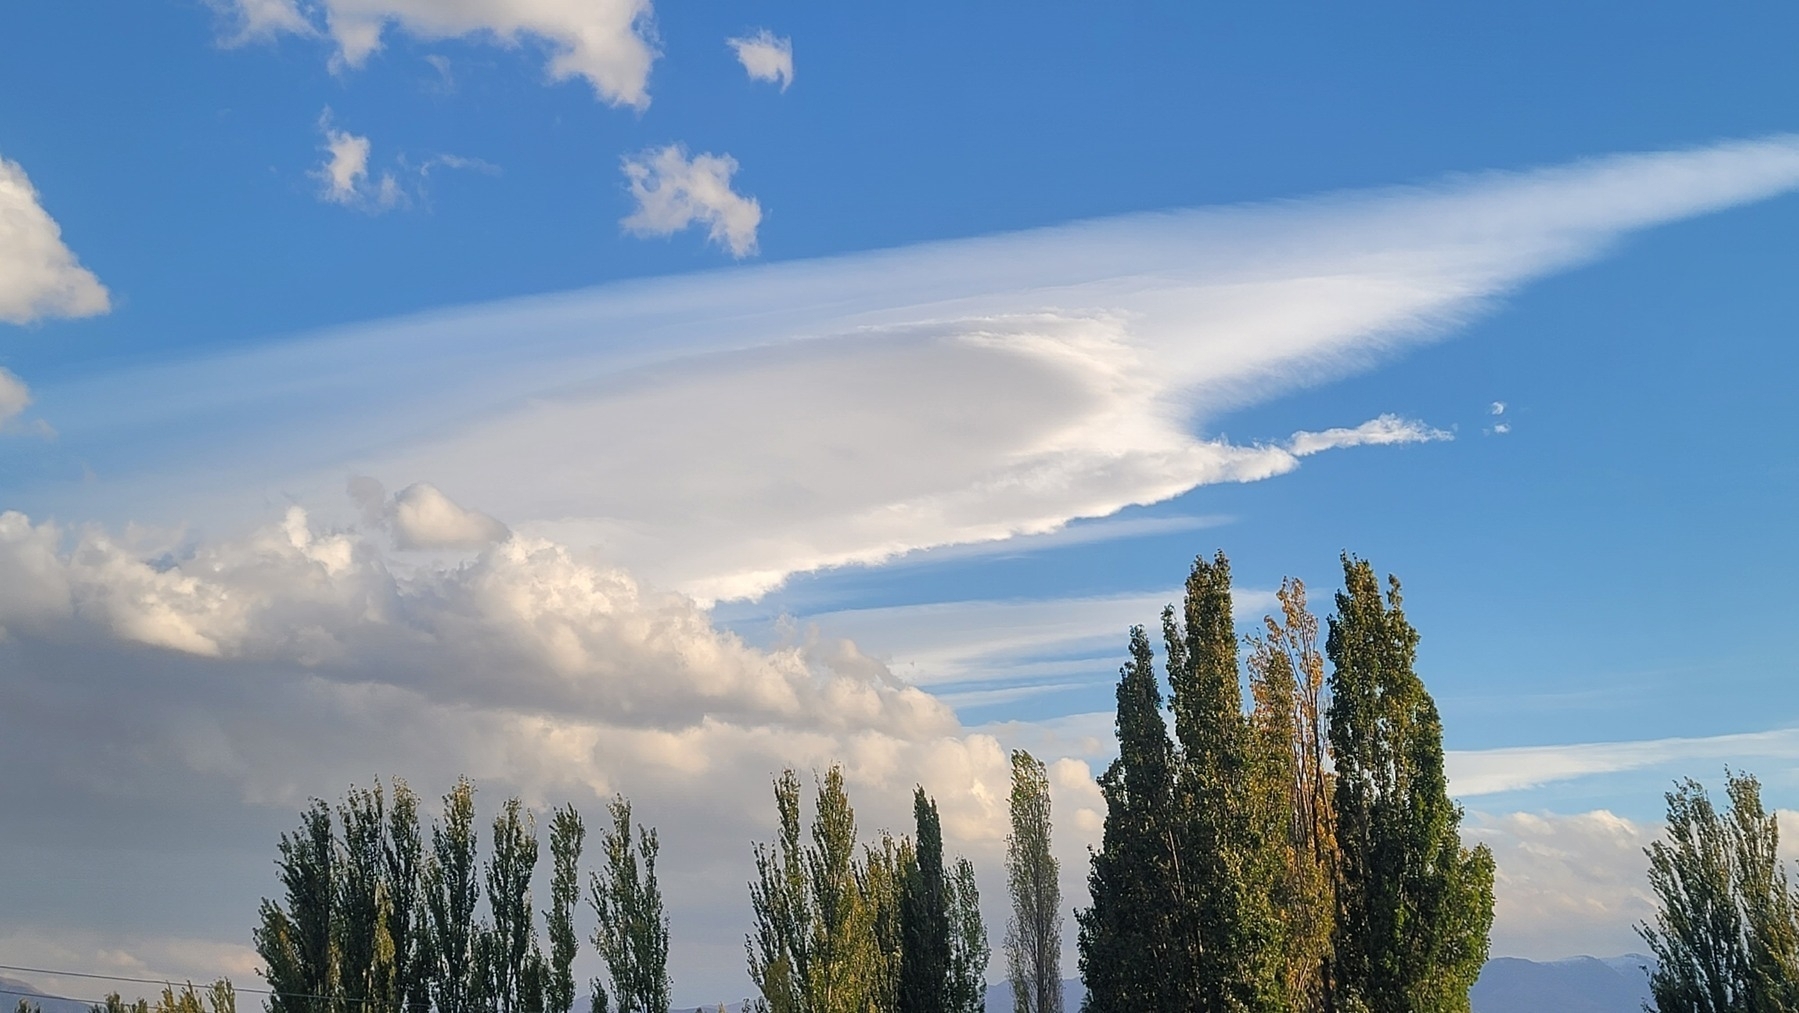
[252,777,668,1013]
[1078,553,1497,1013]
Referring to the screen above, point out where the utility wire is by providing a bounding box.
[0,964,384,1006]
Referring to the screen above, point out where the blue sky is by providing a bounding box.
[3,1,1799,1004]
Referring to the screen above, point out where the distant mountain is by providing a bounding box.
[0,975,94,1013]
[978,956,1656,1013]
[1472,954,1654,1013]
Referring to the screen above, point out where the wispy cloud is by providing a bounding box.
[208,0,659,109]
[0,368,31,426]
[1448,724,1799,796]
[1287,413,1452,457]
[728,29,794,91]
[621,144,762,257]
[0,157,110,324]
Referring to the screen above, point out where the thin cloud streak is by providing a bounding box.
[1449,724,1799,796]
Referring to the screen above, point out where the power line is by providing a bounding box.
[0,964,379,1006]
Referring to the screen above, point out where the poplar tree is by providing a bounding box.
[1005,750,1061,1013]
[428,778,483,1013]
[591,797,671,1013]
[338,785,391,1013]
[486,797,541,1013]
[1640,771,1799,1012]
[861,833,907,1013]
[900,788,951,1013]
[1246,579,1336,1012]
[1326,556,1493,1013]
[747,767,882,1013]
[256,799,336,1013]
[545,805,585,1013]
[385,780,430,1013]
[1077,626,1179,1012]
[946,857,989,1013]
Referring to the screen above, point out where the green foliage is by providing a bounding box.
[386,780,429,1013]
[590,796,671,1013]
[899,788,951,1013]
[1246,579,1335,1013]
[1327,556,1494,1013]
[546,804,586,1013]
[1077,625,1178,1012]
[946,857,989,1013]
[1005,750,1061,1013]
[487,796,541,1013]
[746,766,891,1013]
[427,777,483,1013]
[256,799,336,1013]
[338,785,391,1013]
[1640,771,1799,1012]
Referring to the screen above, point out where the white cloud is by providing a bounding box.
[0,368,31,427]
[350,477,511,549]
[1468,809,1658,960]
[0,505,1048,1000]
[313,113,403,211]
[1287,413,1452,457]
[0,157,110,325]
[210,0,658,109]
[1491,400,1507,415]
[803,587,1278,689]
[728,29,793,91]
[19,137,1799,602]
[1449,724,1799,797]
[621,145,762,257]
[1492,421,1512,434]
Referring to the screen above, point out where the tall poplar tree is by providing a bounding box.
[1246,579,1336,1012]
[1077,626,1179,1012]
[899,788,951,1013]
[946,857,989,1013]
[428,778,483,1013]
[338,785,391,1013]
[385,780,430,1013]
[591,797,671,1013]
[746,767,882,1013]
[1005,750,1061,1013]
[545,805,585,1013]
[256,799,336,1013]
[1640,771,1799,1012]
[486,797,541,1013]
[1326,556,1493,1013]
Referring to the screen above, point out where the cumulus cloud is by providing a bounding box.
[728,29,793,91]
[1469,809,1659,959]
[0,505,1063,998]
[313,113,403,210]
[621,145,762,257]
[19,137,1799,602]
[350,476,510,549]
[0,157,110,325]
[209,0,658,109]
[1287,413,1452,457]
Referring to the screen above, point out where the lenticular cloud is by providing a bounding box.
[19,137,1799,600]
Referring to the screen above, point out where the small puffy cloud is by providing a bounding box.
[728,29,793,91]
[209,0,658,109]
[350,477,510,549]
[313,113,402,211]
[1287,413,1452,457]
[0,368,30,426]
[205,0,313,43]
[1491,401,1507,416]
[0,157,110,324]
[621,145,762,258]
[393,482,510,549]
